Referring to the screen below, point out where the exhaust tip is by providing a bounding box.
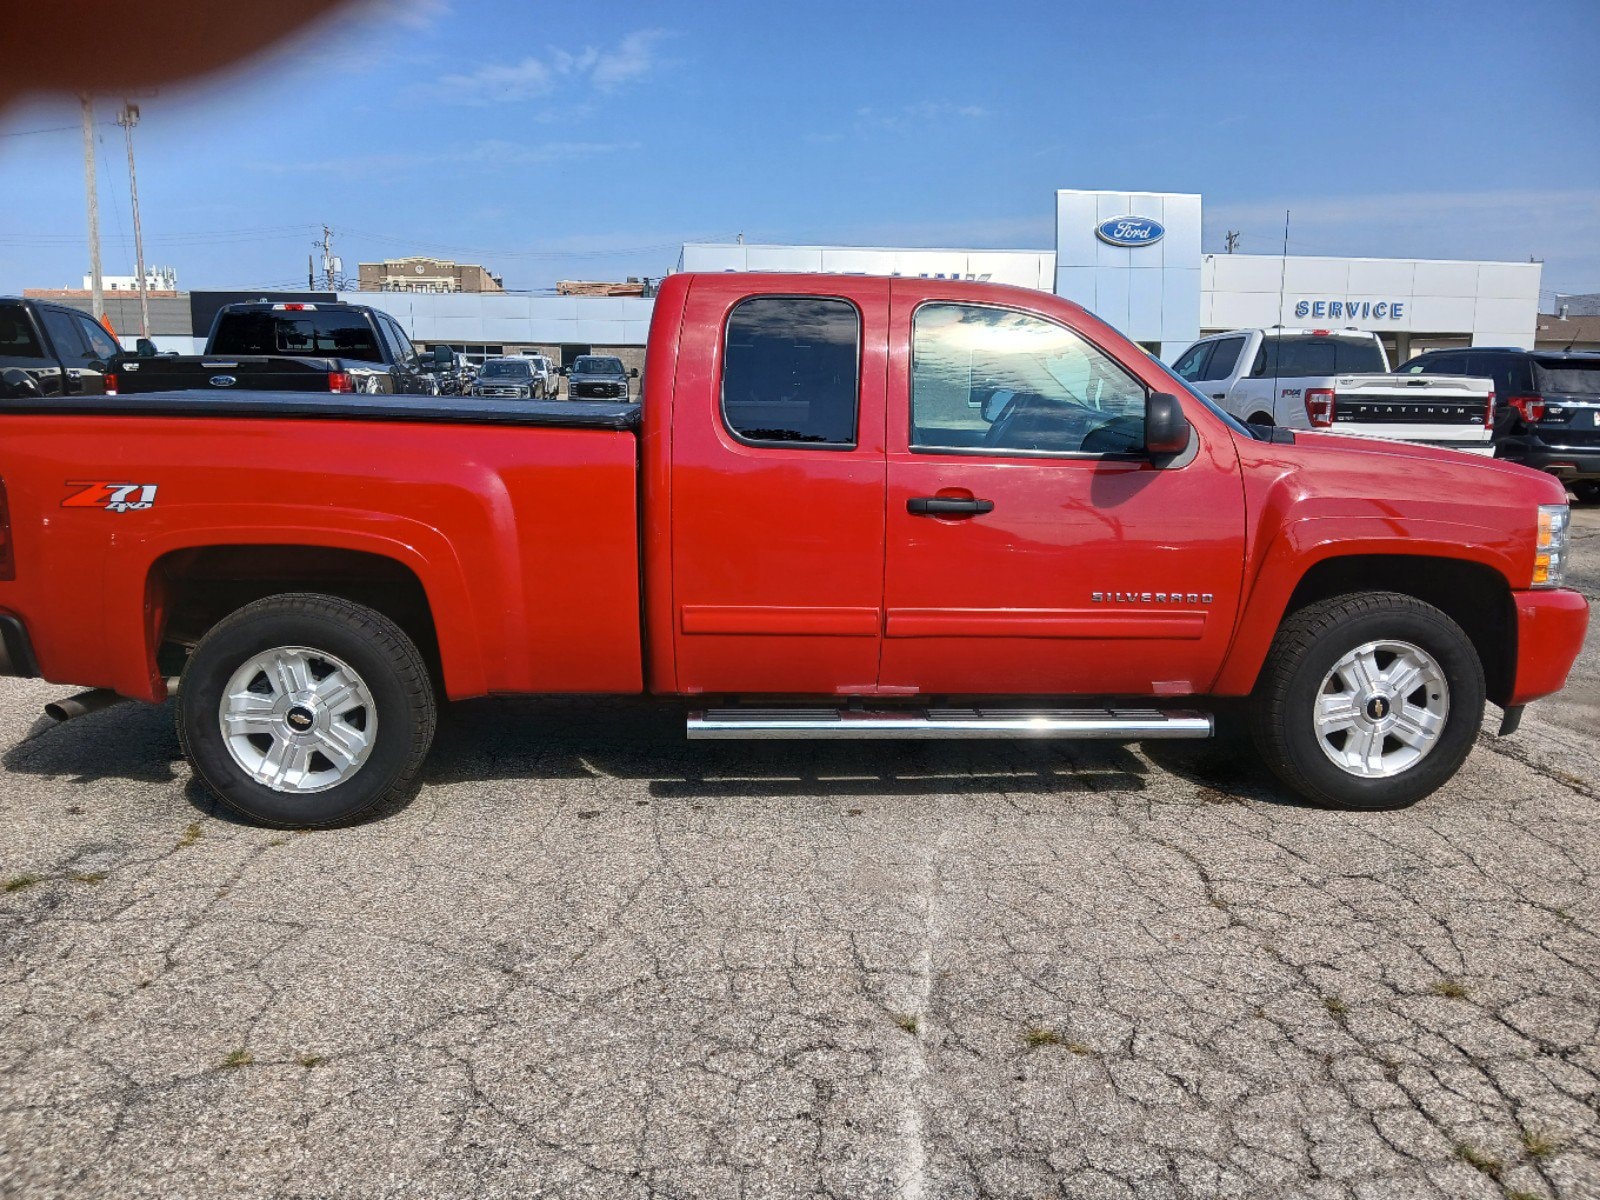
[44,689,124,724]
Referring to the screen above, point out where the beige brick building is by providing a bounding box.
[357,257,504,294]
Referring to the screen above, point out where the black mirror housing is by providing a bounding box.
[629,367,639,378]
[1145,392,1192,457]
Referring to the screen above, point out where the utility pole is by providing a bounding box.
[80,94,104,320]
[317,225,341,291]
[115,103,151,339]
[1224,230,1240,254]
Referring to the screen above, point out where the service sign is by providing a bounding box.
[1095,216,1165,248]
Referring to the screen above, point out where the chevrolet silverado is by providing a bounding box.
[0,274,1586,827]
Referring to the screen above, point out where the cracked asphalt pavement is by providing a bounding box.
[2,508,1597,1199]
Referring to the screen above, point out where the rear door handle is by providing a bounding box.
[1210,393,1226,401]
[908,496,994,517]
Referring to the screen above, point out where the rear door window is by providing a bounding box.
[1410,352,1468,376]
[721,296,860,447]
[38,309,92,366]
[1199,336,1246,381]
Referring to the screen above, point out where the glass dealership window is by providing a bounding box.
[911,304,1147,455]
[721,296,859,447]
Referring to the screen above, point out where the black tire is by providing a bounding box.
[177,594,436,828]
[1248,412,1275,427]
[1571,481,1600,505]
[1248,592,1484,810]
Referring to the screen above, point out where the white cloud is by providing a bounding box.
[854,102,991,132]
[436,29,669,105]
[590,30,668,92]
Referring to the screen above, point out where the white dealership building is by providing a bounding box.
[677,188,1543,365]
[100,187,1543,367]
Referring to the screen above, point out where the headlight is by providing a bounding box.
[1533,503,1570,588]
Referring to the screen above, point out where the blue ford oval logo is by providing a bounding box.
[1095,216,1165,247]
[209,375,236,387]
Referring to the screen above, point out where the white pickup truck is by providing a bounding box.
[1172,328,1495,453]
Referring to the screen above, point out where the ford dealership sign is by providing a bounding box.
[1095,216,1165,247]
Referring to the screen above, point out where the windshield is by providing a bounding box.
[210,310,383,362]
[480,360,532,378]
[1533,360,1600,395]
[575,356,624,374]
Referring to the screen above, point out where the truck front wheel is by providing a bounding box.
[1250,592,1484,810]
[177,594,436,828]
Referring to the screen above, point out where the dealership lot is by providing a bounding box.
[0,510,1595,1199]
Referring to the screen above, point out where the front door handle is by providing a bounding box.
[908,496,994,517]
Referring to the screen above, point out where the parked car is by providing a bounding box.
[564,354,636,400]
[1,297,123,399]
[113,301,436,395]
[1396,348,1600,502]
[1172,328,1495,453]
[471,357,542,398]
[417,347,469,395]
[0,273,1585,827]
[524,354,559,398]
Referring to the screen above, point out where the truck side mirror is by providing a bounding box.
[629,367,639,378]
[1144,392,1192,457]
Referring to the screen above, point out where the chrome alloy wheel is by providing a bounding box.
[1314,639,1449,779]
[218,646,377,793]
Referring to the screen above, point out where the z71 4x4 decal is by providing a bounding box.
[62,481,159,513]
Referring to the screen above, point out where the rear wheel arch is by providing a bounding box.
[146,544,449,694]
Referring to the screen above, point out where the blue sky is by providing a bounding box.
[2,0,1597,299]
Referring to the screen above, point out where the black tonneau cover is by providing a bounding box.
[0,391,642,430]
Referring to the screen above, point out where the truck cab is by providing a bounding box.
[0,297,122,399]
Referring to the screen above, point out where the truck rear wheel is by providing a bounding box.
[1249,592,1484,810]
[177,594,436,828]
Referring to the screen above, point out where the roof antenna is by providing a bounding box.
[1271,209,1290,407]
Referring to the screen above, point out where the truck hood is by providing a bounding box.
[1232,426,1568,589]
[1292,430,1551,484]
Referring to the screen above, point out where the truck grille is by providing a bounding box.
[480,386,526,397]
[572,382,624,399]
[1338,400,1488,425]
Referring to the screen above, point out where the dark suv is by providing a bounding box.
[1396,347,1600,501]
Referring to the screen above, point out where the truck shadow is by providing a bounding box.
[1,694,1290,821]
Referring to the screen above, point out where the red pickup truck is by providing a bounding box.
[0,274,1587,827]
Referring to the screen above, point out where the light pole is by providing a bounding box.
[115,103,151,339]
[80,94,104,320]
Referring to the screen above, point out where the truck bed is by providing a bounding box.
[0,399,645,703]
[0,391,642,430]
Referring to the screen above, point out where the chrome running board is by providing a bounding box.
[687,706,1213,741]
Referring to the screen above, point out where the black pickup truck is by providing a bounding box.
[1,297,125,399]
[115,301,437,396]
